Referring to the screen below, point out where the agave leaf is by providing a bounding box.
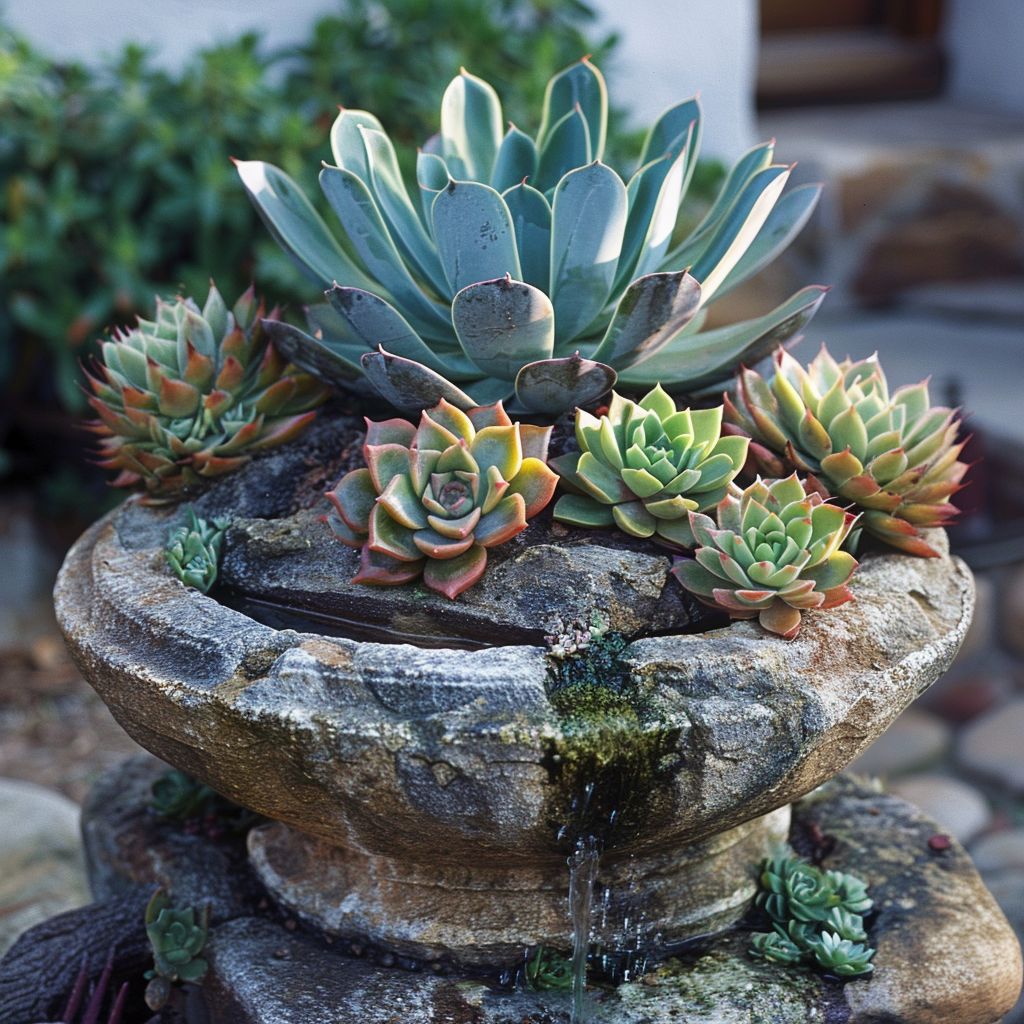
[234,160,379,292]
[619,285,828,389]
[359,126,449,296]
[535,105,592,194]
[549,162,628,344]
[514,353,616,415]
[261,320,364,391]
[326,286,478,380]
[591,271,701,367]
[502,182,552,292]
[319,165,451,335]
[616,142,690,290]
[689,164,791,304]
[416,151,450,225]
[452,276,555,380]
[538,57,608,159]
[639,96,701,166]
[329,108,384,181]
[362,348,481,412]
[714,183,823,299]
[431,180,522,294]
[491,124,538,193]
[440,69,503,181]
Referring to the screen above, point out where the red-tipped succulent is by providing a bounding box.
[325,399,558,598]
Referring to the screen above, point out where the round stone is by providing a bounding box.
[888,774,992,844]
[850,708,952,778]
[1003,564,1024,658]
[958,698,1024,790]
[0,778,89,955]
[971,829,1024,875]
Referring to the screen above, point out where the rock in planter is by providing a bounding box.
[53,412,977,964]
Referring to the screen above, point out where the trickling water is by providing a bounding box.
[568,835,600,1024]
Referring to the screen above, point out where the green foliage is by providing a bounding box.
[0,1,619,482]
[750,851,875,979]
[165,510,230,593]
[150,767,216,820]
[144,888,209,1009]
[524,945,574,991]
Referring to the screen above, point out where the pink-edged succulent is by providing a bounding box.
[325,399,558,598]
[671,474,858,639]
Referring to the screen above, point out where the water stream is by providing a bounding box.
[568,834,600,1024]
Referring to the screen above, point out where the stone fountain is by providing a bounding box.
[32,411,1021,1023]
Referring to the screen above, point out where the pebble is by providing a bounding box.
[1003,564,1024,659]
[923,668,1011,723]
[970,829,1024,875]
[851,708,952,778]
[0,778,90,955]
[889,774,992,845]
[956,571,994,663]
[958,698,1024,790]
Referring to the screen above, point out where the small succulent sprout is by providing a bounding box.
[825,907,868,943]
[240,58,826,415]
[165,509,229,593]
[524,946,574,991]
[750,924,804,966]
[325,399,558,599]
[144,888,209,1009]
[550,386,749,547]
[725,345,968,557]
[824,868,873,916]
[150,768,215,820]
[805,931,875,978]
[86,284,328,503]
[671,474,858,640]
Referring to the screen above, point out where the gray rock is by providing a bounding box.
[888,773,992,844]
[0,779,88,955]
[851,708,952,778]
[958,698,1024,790]
[1003,563,1024,659]
[972,829,1024,875]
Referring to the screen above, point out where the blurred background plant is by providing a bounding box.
[0,0,630,520]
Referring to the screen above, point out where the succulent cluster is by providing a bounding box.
[238,59,824,414]
[86,285,327,503]
[150,768,216,821]
[750,853,875,978]
[144,888,209,1010]
[165,509,229,593]
[726,346,967,557]
[326,399,558,598]
[672,474,858,639]
[524,946,574,991]
[551,386,748,547]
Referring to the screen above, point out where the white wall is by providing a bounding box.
[2,0,760,160]
[946,0,1024,114]
[589,0,759,160]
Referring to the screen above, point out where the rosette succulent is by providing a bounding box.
[749,925,804,966]
[86,285,328,503]
[524,946,574,991]
[725,345,968,557]
[238,59,825,414]
[805,932,875,978]
[144,888,209,1009]
[326,399,558,598]
[671,474,857,639]
[550,385,749,546]
[165,509,229,593]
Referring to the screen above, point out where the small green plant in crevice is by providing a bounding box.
[150,767,259,840]
[546,612,631,696]
[524,945,573,991]
[143,888,210,1012]
[165,509,230,593]
[749,851,875,979]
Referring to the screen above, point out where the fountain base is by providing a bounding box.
[246,807,791,965]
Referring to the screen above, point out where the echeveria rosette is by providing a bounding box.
[238,57,826,415]
[86,284,328,504]
[326,399,557,599]
[805,931,875,978]
[144,889,209,985]
[550,385,749,547]
[672,474,858,639]
[724,345,967,557]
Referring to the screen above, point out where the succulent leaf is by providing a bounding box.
[326,400,557,598]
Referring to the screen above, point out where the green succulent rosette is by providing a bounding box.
[326,398,558,599]
[145,889,209,985]
[805,931,875,978]
[524,946,573,991]
[165,509,229,593]
[671,474,858,639]
[86,284,328,504]
[550,385,749,547]
[725,345,967,557]
[239,58,826,415]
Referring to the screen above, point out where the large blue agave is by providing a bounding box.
[238,59,825,415]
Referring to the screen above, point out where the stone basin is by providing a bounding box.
[54,414,975,963]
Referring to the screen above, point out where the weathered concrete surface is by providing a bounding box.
[247,807,791,963]
[72,762,1021,1024]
